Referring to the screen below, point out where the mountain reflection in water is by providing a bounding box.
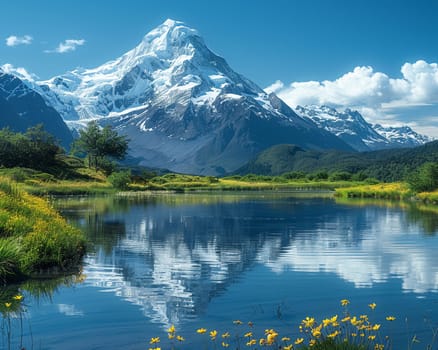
[55,193,438,329]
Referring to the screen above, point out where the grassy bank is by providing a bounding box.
[0,166,113,195]
[1,167,371,194]
[335,182,438,205]
[0,177,86,283]
[334,182,413,200]
[417,190,438,205]
[129,173,368,192]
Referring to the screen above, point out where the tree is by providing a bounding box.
[24,125,61,168]
[73,121,129,171]
[407,162,438,192]
[0,125,63,170]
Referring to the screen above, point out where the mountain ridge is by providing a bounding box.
[295,105,431,151]
[0,68,73,148]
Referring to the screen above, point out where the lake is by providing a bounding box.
[2,192,438,350]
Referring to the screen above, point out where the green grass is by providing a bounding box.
[0,177,86,283]
[417,190,438,204]
[131,174,366,192]
[334,182,413,200]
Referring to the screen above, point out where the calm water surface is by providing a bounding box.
[2,193,438,349]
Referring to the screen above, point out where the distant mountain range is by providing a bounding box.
[0,19,433,174]
[295,105,431,151]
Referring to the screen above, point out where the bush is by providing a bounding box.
[407,162,438,192]
[329,171,352,181]
[351,171,368,181]
[108,170,131,190]
[282,171,306,180]
[307,171,329,181]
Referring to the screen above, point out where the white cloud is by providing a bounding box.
[266,60,438,138]
[1,63,37,82]
[5,35,33,47]
[46,39,85,54]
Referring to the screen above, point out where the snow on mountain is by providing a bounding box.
[36,19,351,174]
[373,124,432,147]
[295,105,430,151]
[0,68,73,147]
[39,19,266,121]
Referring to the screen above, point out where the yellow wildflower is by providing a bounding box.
[375,344,385,350]
[244,332,253,338]
[176,335,184,342]
[372,324,381,331]
[13,295,23,301]
[4,303,11,308]
[302,316,316,328]
[369,302,377,310]
[265,328,275,335]
[210,330,218,340]
[351,333,357,337]
[386,316,396,321]
[322,318,331,327]
[149,337,160,344]
[309,339,317,347]
[368,335,376,340]
[259,338,266,346]
[341,299,350,306]
[284,345,293,350]
[266,331,278,345]
[350,316,362,327]
[295,338,304,345]
[168,334,175,339]
[328,330,340,339]
[281,337,291,342]
[233,320,243,325]
[197,328,207,334]
[312,324,322,338]
[222,332,230,338]
[246,339,257,346]
[167,325,175,334]
[222,342,229,348]
[341,316,351,323]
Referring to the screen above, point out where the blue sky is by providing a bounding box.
[1,0,438,136]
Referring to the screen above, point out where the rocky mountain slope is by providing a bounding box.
[0,68,73,147]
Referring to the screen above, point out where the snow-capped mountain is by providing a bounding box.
[0,68,73,147]
[373,124,432,148]
[37,19,351,175]
[295,105,430,151]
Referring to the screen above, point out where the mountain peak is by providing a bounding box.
[139,19,201,55]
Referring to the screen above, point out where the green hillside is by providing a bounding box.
[236,141,438,181]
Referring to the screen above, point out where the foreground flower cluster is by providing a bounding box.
[146,299,423,350]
